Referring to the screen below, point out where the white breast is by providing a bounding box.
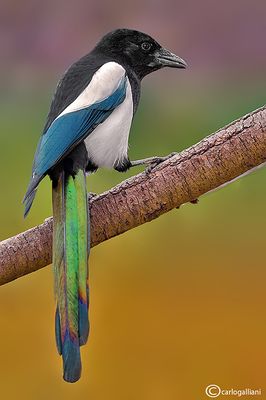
[84,78,133,168]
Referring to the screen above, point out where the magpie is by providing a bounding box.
[23,28,187,383]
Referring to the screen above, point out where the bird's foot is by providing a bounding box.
[145,152,178,173]
[88,192,97,201]
[130,152,177,174]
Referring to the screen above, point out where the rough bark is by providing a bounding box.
[0,105,266,286]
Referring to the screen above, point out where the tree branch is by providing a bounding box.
[1,105,266,286]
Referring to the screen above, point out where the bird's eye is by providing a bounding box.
[141,42,152,51]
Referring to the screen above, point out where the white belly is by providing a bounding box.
[84,79,133,168]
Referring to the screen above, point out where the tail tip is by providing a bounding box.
[62,336,82,383]
[63,368,81,383]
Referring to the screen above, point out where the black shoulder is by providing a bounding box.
[42,53,103,133]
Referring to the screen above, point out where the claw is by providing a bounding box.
[87,192,97,201]
[145,152,177,174]
[145,162,158,174]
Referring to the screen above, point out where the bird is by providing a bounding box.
[23,28,187,383]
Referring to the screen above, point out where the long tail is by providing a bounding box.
[52,169,89,383]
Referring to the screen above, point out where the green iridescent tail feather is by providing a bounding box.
[52,169,89,383]
[75,171,90,345]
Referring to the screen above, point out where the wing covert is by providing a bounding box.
[34,75,126,177]
[23,62,128,211]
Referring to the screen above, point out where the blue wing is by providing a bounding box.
[23,74,127,214]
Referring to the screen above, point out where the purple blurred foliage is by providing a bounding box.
[0,0,266,89]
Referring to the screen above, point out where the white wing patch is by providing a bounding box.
[57,62,126,118]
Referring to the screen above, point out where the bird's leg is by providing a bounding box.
[130,152,177,173]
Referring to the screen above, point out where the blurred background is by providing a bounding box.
[0,0,266,399]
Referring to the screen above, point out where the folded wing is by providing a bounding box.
[23,62,127,215]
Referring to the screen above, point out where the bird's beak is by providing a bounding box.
[155,48,187,69]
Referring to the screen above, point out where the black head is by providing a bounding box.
[93,29,187,80]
